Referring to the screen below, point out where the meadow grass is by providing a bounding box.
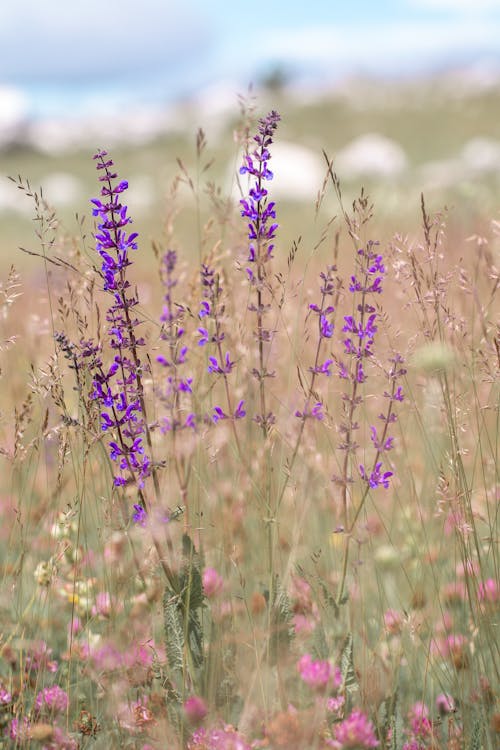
[0,103,498,749]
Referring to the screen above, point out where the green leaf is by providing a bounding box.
[388,692,403,750]
[187,609,204,670]
[180,534,205,611]
[468,716,484,750]
[318,578,340,617]
[312,621,329,661]
[163,589,184,677]
[340,633,358,712]
[269,575,294,665]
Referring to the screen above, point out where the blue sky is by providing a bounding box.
[1,1,500,117]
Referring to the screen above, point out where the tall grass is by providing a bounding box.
[0,106,498,750]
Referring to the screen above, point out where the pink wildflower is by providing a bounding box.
[202,567,224,598]
[47,726,79,749]
[327,695,345,718]
[297,653,335,690]
[436,610,453,632]
[91,591,112,618]
[25,641,58,673]
[68,616,82,636]
[0,686,12,704]
[34,685,69,714]
[408,702,432,739]
[383,608,403,635]
[332,709,379,748]
[293,613,317,635]
[444,509,472,537]
[9,717,31,741]
[132,696,155,728]
[290,576,314,613]
[441,580,467,604]
[184,695,208,725]
[478,578,498,604]
[436,693,455,715]
[188,724,250,749]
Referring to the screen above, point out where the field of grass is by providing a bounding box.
[0,86,498,749]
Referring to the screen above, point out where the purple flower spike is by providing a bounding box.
[335,241,405,493]
[240,111,281,268]
[88,151,151,491]
[157,249,196,437]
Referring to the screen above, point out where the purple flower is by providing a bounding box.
[178,378,193,393]
[207,352,235,375]
[240,112,280,430]
[185,413,196,429]
[239,112,280,264]
[370,426,394,452]
[212,406,227,423]
[157,250,196,435]
[89,151,151,490]
[309,358,334,376]
[197,327,209,346]
[295,402,324,421]
[132,503,147,526]
[199,300,210,318]
[296,266,337,427]
[359,462,393,489]
[336,242,404,493]
[320,314,334,338]
[234,400,246,419]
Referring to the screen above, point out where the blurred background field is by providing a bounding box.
[1,1,500,275]
[2,77,500,283]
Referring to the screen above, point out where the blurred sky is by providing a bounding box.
[1,0,500,119]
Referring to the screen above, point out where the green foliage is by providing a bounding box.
[311,620,329,661]
[468,716,484,750]
[340,633,359,712]
[163,590,185,678]
[163,534,206,693]
[269,575,294,666]
[382,691,404,750]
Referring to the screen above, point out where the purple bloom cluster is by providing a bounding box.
[296,265,337,422]
[157,250,196,433]
[339,243,385,385]
[336,242,404,491]
[239,110,281,273]
[240,111,280,432]
[363,352,406,486]
[89,151,151,491]
[198,263,245,424]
